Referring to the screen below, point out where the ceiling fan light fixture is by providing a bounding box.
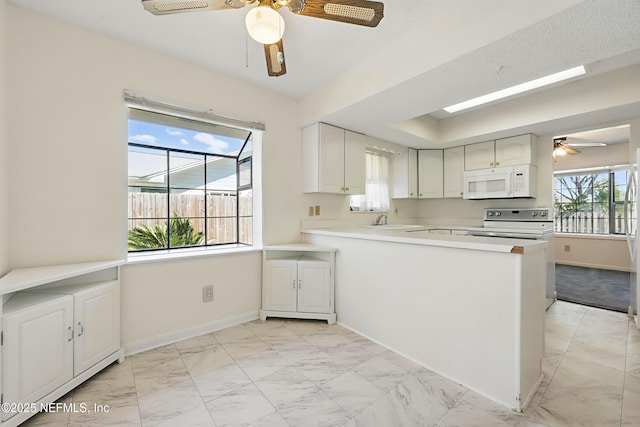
[553,147,568,156]
[245,6,285,44]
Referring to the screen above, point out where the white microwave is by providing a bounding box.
[463,164,537,199]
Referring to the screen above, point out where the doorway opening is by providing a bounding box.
[553,124,633,313]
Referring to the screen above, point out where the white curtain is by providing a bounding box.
[351,151,390,212]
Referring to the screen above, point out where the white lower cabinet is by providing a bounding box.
[260,245,336,324]
[40,281,121,376]
[0,261,123,426]
[2,294,74,422]
[262,259,298,313]
[2,280,120,422]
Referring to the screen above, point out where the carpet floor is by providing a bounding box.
[555,264,630,313]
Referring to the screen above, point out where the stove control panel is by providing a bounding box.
[483,208,552,221]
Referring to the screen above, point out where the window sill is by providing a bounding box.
[126,245,262,265]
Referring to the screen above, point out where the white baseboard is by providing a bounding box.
[555,261,632,272]
[124,310,260,356]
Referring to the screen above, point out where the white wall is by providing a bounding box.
[121,253,261,354]
[0,0,8,276]
[5,5,302,350]
[555,235,631,271]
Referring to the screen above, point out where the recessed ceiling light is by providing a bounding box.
[444,65,586,113]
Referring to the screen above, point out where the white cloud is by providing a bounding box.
[180,138,189,145]
[166,128,183,136]
[130,134,158,144]
[193,132,229,153]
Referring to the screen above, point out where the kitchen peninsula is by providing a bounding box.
[302,227,547,411]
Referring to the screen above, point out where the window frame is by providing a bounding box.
[553,165,632,235]
[127,103,258,254]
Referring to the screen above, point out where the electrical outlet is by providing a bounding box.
[308,206,315,216]
[314,205,320,216]
[564,245,571,252]
[203,285,214,302]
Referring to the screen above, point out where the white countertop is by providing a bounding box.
[0,259,125,295]
[302,226,547,254]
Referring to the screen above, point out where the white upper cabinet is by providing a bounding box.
[418,149,443,198]
[344,130,366,195]
[464,140,496,170]
[303,123,366,195]
[391,147,418,198]
[465,134,536,170]
[495,134,536,167]
[443,146,465,198]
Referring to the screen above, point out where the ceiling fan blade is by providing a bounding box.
[564,146,581,155]
[141,0,245,15]
[566,142,607,147]
[264,39,287,77]
[291,0,384,27]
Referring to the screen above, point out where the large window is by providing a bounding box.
[127,108,255,252]
[553,167,635,235]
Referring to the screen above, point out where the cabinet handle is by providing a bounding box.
[298,279,302,289]
[67,326,73,342]
[419,193,423,197]
[77,322,84,337]
[345,187,349,191]
[410,192,414,196]
[292,280,296,289]
[495,162,500,166]
[490,162,494,167]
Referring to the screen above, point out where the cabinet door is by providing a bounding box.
[418,150,443,198]
[344,130,366,195]
[495,134,534,167]
[297,261,331,314]
[464,141,495,170]
[318,123,346,194]
[443,146,465,198]
[263,260,298,312]
[408,148,418,198]
[2,296,73,421]
[73,282,120,375]
[390,147,417,198]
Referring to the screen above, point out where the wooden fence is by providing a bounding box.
[554,211,624,234]
[128,192,252,244]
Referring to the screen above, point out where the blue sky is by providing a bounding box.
[128,119,247,155]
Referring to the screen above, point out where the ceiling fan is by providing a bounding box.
[553,137,580,156]
[553,136,608,157]
[141,0,385,77]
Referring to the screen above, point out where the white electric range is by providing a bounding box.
[468,208,556,309]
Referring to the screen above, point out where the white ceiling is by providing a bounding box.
[9,0,640,147]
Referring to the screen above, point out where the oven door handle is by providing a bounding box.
[469,230,541,240]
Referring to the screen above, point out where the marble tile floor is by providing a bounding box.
[22,301,640,427]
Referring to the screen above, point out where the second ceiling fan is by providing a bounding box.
[142,0,385,77]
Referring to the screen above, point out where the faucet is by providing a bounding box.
[374,214,388,225]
